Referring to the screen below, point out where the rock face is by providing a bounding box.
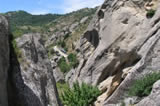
[53,68,65,83]
[8,33,61,106]
[0,15,9,106]
[67,0,160,105]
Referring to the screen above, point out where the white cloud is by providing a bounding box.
[30,9,50,15]
[31,0,104,14]
[60,0,104,13]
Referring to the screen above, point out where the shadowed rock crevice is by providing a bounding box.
[97,51,141,85]
[84,29,99,48]
[8,34,43,106]
[40,76,48,106]
[30,36,38,63]
[98,10,105,19]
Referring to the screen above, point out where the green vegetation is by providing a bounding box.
[64,33,71,40]
[61,82,101,106]
[48,48,55,59]
[12,28,24,39]
[56,41,68,52]
[57,41,66,48]
[58,57,71,73]
[68,53,79,68]
[5,8,97,61]
[6,10,62,38]
[5,8,96,39]
[56,82,70,95]
[120,101,126,106]
[57,53,79,73]
[146,9,156,18]
[8,10,62,26]
[65,17,91,53]
[47,43,55,59]
[128,72,160,97]
[12,39,22,61]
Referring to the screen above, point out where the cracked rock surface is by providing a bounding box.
[66,0,160,105]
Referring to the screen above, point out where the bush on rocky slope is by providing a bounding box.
[12,39,22,61]
[128,72,160,97]
[61,82,101,106]
[56,82,70,95]
[146,9,156,18]
[58,53,79,73]
[68,53,79,68]
[58,57,71,73]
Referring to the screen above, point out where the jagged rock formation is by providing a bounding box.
[8,33,61,106]
[66,0,160,105]
[0,15,10,106]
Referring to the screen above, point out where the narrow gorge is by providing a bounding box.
[0,0,160,106]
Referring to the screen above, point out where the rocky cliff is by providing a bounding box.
[0,15,10,106]
[66,0,160,105]
[0,15,61,106]
[8,33,61,106]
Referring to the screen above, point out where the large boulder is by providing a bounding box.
[8,33,61,106]
[0,15,10,106]
[68,0,160,105]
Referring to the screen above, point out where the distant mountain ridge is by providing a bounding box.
[3,8,97,39]
[6,10,62,26]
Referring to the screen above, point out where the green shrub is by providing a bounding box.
[61,41,66,48]
[48,48,55,59]
[64,47,68,52]
[58,57,71,73]
[128,72,160,97]
[56,82,70,95]
[47,43,55,59]
[146,9,156,18]
[120,101,126,106]
[12,39,22,60]
[12,28,24,39]
[61,82,101,106]
[57,41,66,48]
[58,54,79,73]
[64,33,70,39]
[68,53,79,68]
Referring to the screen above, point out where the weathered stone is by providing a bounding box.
[69,22,79,32]
[0,15,9,106]
[80,16,89,24]
[9,33,61,106]
[67,0,160,105]
[53,68,65,83]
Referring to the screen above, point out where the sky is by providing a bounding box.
[0,0,104,14]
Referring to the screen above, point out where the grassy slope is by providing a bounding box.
[5,8,96,39]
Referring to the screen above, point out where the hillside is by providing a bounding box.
[5,8,96,39]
